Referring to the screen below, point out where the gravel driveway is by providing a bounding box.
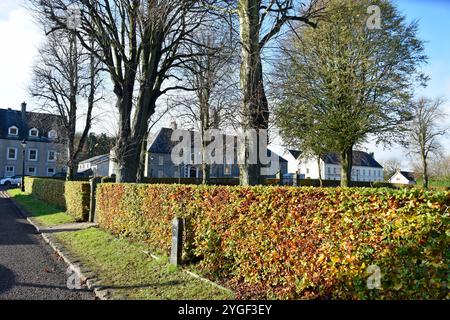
[0,191,94,300]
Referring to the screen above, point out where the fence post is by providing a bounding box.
[170,217,184,266]
[89,177,101,223]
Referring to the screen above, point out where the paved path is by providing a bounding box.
[0,191,94,300]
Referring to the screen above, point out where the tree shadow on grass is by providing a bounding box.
[10,193,65,218]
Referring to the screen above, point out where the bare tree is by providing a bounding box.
[172,21,239,184]
[136,102,173,182]
[406,97,449,189]
[382,158,402,181]
[30,0,210,182]
[29,29,102,180]
[203,0,324,185]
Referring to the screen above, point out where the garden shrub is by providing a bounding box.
[96,184,449,299]
[65,181,91,221]
[25,177,66,208]
[24,177,90,221]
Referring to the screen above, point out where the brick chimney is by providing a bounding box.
[21,102,27,120]
[170,121,178,130]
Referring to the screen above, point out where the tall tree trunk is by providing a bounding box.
[66,137,76,181]
[200,83,211,185]
[137,133,148,183]
[421,151,429,189]
[238,0,270,186]
[317,157,323,187]
[130,83,158,183]
[114,84,136,183]
[340,147,353,187]
[66,31,78,181]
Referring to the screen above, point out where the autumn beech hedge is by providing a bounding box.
[24,177,90,221]
[96,184,449,299]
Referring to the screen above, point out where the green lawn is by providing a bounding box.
[7,188,75,226]
[55,228,234,300]
[416,177,450,189]
[7,188,233,300]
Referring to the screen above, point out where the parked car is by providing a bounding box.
[52,172,67,178]
[0,175,25,186]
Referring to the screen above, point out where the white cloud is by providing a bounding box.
[0,6,44,109]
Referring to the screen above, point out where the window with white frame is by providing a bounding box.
[5,166,15,177]
[8,126,18,136]
[158,156,164,165]
[158,170,164,178]
[28,149,38,161]
[48,150,56,162]
[48,130,58,139]
[27,167,37,176]
[47,167,55,176]
[7,148,17,160]
[29,128,39,137]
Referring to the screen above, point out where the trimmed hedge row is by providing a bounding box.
[24,177,90,221]
[96,184,449,299]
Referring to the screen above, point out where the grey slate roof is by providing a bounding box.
[0,108,63,142]
[148,127,288,163]
[79,154,109,165]
[399,171,416,182]
[148,127,179,154]
[288,149,302,159]
[322,151,383,168]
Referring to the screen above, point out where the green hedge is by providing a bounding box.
[24,177,90,221]
[96,184,449,299]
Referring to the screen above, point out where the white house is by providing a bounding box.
[299,151,384,182]
[278,149,303,174]
[78,154,110,177]
[388,170,416,185]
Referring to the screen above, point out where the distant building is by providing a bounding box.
[145,126,288,179]
[388,170,416,185]
[78,154,110,177]
[299,151,384,182]
[278,149,303,175]
[0,102,66,178]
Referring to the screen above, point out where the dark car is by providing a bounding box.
[52,172,67,178]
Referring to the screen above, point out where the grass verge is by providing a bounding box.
[55,228,234,300]
[7,188,75,226]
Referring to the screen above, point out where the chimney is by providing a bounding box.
[170,121,178,130]
[21,102,27,119]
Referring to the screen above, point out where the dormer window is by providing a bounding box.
[8,126,18,136]
[48,130,58,139]
[29,128,39,137]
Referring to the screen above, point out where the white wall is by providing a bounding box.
[388,172,415,185]
[299,158,324,179]
[301,158,384,182]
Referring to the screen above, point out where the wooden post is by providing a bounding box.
[89,177,101,223]
[170,217,184,266]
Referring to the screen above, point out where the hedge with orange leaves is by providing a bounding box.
[96,184,449,299]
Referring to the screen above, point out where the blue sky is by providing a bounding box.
[363,0,450,168]
[0,0,449,169]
